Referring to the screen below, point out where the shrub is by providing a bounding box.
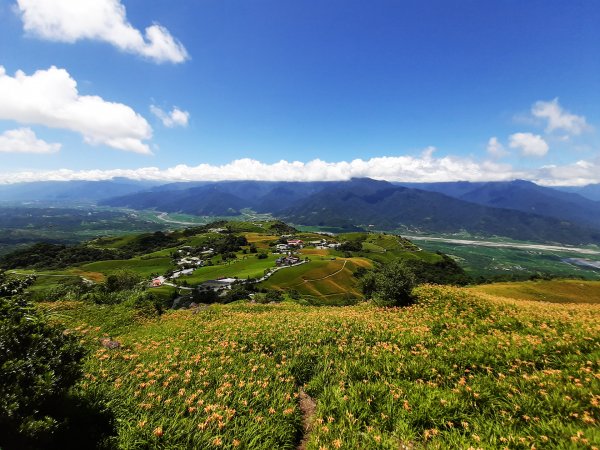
[103,269,144,293]
[264,290,284,303]
[0,272,87,447]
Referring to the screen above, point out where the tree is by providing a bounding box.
[372,260,416,306]
[104,269,143,292]
[264,290,284,302]
[0,271,91,448]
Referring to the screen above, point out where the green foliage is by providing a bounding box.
[336,233,367,253]
[0,272,90,448]
[404,252,472,285]
[103,269,144,293]
[366,252,471,305]
[0,242,128,270]
[372,260,417,306]
[264,289,284,303]
[33,278,95,302]
[192,288,219,304]
[267,220,297,235]
[119,231,178,255]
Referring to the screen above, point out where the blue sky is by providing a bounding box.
[0,0,599,184]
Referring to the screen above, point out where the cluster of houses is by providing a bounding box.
[152,234,336,291]
[311,239,340,250]
[274,239,304,253]
[151,246,212,287]
[275,255,301,266]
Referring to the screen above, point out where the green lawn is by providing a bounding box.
[176,254,280,285]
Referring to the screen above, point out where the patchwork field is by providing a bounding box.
[410,237,600,280]
[51,284,600,449]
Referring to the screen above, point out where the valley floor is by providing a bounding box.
[50,284,599,449]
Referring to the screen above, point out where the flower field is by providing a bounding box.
[55,285,599,449]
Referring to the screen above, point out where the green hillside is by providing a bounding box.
[3,221,448,303]
[39,284,600,449]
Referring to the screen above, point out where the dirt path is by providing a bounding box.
[297,388,317,450]
[292,260,348,287]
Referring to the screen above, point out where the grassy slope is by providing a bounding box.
[261,257,373,299]
[471,279,600,304]
[177,255,280,284]
[51,284,599,449]
[81,257,174,278]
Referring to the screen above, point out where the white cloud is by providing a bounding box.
[486,137,509,158]
[0,152,526,184]
[16,0,188,64]
[0,65,152,154]
[533,158,600,186]
[150,105,189,128]
[509,132,549,157]
[0,127,61,154]
[532,98,589,135]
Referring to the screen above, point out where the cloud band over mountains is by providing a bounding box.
[1,152,598,186]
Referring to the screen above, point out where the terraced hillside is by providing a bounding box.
[4,221,442,303]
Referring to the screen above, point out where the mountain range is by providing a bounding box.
[2,177,600,245]
[0,179,159,203]
[91,178,600,245]
[397,180,600,228]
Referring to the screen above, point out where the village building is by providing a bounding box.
[151,276,166,287]
[287,239,304,247]
[276,255,301,266]
[177,256,204,267]
[197,277,238,292]
[171,268,195,279]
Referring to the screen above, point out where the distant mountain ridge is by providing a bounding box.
[3,177,600,245]
[0,179,159,203]
[397,180,600,228]
[100,178,600,245]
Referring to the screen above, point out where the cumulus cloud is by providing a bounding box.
[532,98,589,135]
[0,152,526,184]
[509,132,549,157]
[150,105,189,128]
[0,65,152,154]
[533,158,600,186]
[16,0,188,64]
[486,137,509,158]
[0,127,61,154]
